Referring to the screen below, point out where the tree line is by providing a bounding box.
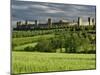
[24,31,96,54]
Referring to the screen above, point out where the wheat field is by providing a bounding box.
[12,52,96,74]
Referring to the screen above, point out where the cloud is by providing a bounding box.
[11,0,96,24]
[12,5,29,9]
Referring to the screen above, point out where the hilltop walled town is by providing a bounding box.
[14,17,95,30]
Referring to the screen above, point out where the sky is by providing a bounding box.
[11,0,96,25]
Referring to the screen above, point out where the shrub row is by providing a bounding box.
[23,32,96,54]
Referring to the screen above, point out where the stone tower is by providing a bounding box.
[48,18,52,28]
[17,21,21,26]
[92,18,95,25]
[16,21,19,27]
[78,17,82,26]
[25,20,28,25]
[35,20,38,27]
[59,20,63,23]
[88,17,92,25]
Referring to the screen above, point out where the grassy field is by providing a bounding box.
[12,34,54,46]
[12,52,96,74]
[14,43,37,51]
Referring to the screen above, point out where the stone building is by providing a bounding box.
[88,17,92,25]
[48,18,52,28]
[78,17,82,26]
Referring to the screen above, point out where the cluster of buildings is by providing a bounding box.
[13,17,95,30]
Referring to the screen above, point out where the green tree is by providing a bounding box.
[64,33,80,53]
[34,39,54,52]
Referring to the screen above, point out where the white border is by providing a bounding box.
[0,0,10,75]
[0,0,100,75]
